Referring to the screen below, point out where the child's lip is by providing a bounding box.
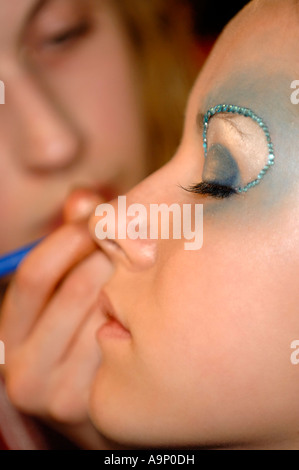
[97,318,132,341]
[97,289,131,338]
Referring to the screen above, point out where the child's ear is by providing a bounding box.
[63,188,104,224]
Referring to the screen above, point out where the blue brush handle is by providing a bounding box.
[0,239,42,279]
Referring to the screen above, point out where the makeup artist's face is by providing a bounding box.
[89,0,299,449]
[0,0,147,254]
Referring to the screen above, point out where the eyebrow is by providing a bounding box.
[26,0,51,24]
[18,0,51,44]
[216,114,249,140]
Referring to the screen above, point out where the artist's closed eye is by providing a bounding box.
[44,21,90,47]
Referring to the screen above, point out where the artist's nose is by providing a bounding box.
[5,71,80,172]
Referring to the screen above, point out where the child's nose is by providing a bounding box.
[89,194,158,271]
[88,164,180,271]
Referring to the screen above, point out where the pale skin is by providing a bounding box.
[88,0,299,449]
[0,0,147,254]
[0,0,147,449]
[2,0,299,450]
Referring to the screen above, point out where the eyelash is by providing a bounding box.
[185,182,237,199]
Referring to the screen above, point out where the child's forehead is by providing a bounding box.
[228,0,299,29]
[187,0,299,145]
[193,16,299,105]
[202,72,296,118]
[215,0,299,62]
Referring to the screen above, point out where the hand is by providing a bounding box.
[0,191,115,449]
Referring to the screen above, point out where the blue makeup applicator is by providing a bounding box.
[0,239,42,279]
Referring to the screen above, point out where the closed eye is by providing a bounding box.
[44,22,90,47]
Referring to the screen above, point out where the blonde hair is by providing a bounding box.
[112,0,198,173]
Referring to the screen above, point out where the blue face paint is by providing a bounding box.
[203,143,241,188]
[203,104,275,193]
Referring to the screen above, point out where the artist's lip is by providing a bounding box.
[76,184,118,202]
[94,184,118,202]
[97,290,131,340]
[45,184,118,232]
[46,210,64,232]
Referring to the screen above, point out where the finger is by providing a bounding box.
[63,188,104,224]
[1,224,95,346]
[5,290,105,421]
[27,250,112,366]
[45,305,103,424]
[2,287,104,418]
[2,254,108,417]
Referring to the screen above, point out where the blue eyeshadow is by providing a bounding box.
[203,143,241,187]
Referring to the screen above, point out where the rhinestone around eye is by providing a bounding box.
[202,104,275,194]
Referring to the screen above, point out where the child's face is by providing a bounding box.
[89,0,299,449]
[0,0,147,253]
